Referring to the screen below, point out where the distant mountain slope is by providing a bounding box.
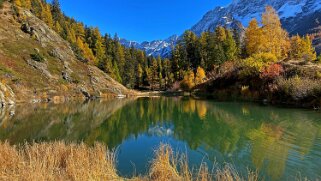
[191,0,320,34]
[191,0,321,54]
[120,35,178,57]
[124,0,321,57]
[0,2,134,105]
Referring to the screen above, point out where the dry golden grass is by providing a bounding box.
[148,144,259,181]
[0,142,259,181]
[0,141,119,181]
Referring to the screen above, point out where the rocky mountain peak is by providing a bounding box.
[120,0,321,57]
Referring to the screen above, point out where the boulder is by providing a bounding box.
[80,87,91,99]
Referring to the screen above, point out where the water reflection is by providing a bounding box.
[0,97,321,180]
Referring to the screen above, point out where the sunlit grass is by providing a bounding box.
[0,142,260,181]
[0,141,119,180]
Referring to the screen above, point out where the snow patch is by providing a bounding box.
[278,2,304,19]
[234,12,261,27]
[313,1,321,12]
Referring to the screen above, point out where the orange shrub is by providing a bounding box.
[260,63,284,79]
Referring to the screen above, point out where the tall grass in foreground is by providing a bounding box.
[0,142,258,181]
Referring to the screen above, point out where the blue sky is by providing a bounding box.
[55,0,231,42]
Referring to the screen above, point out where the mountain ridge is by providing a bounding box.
[122,0,321,57]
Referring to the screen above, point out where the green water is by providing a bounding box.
[0,97,321,180]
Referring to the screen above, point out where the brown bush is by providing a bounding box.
[276,76,321,100]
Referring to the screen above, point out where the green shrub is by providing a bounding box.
[240,53,278,77]
[30,53,45,62]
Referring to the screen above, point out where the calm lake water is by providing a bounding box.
[1,97,321,180]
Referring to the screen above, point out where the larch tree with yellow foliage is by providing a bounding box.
[181,70,195,91]
[261,6,290,60]
[245,19,264,56]
[54,21,62,35]
[195,67,206,85]
[13,0,22,7]
[76,37,95,62]
[23,0,31,9]
[41,4,53,28]
[290,35,317,61]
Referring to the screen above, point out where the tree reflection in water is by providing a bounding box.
[1,97,321,180]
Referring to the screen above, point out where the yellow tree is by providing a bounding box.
[290,35,303,59]
[195,67,206,85]
[261,6,290,59]
[54,21,62,34]
[83,42,96,63]
[41,4,54,28]
[76,23,85,38]
[76,37,85,52]
[245,19,264,56]
[290,35,317,61]
[23,0,31,9]
[301,35,317,61]
[77,36,95,62]
[181,70,195,91]
[66,26,77,43]
[14,0,22,7]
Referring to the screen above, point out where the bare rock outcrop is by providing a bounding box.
[0,82,15,107]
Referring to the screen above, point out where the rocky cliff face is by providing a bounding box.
[0,2,134,104]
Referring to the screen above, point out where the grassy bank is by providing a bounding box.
[0,142,259,181]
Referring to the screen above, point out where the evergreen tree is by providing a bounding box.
[223,28,238,61]
[171,45,181,79]
[51,0,61,22]
[162,59,171,89]
[200,32,210,69]
[150,57,158,90]
[136,63,143,88]
[213,26,227,64]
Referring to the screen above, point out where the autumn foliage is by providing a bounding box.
[260,63,284,79]
[245,6,290,60]
[290,35,317,61]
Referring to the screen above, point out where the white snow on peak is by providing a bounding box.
[313,0,321,12]
[235,12,261,27]
[278,2,305,19]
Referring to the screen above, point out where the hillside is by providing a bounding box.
[0,2,134,105]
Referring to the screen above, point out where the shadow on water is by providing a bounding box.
[1,97,321,180]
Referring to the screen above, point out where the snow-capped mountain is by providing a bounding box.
[191,0,321,35]
[121,0,321,57]
[120,35,178,57]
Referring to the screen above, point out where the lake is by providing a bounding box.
[0,97,321,180]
